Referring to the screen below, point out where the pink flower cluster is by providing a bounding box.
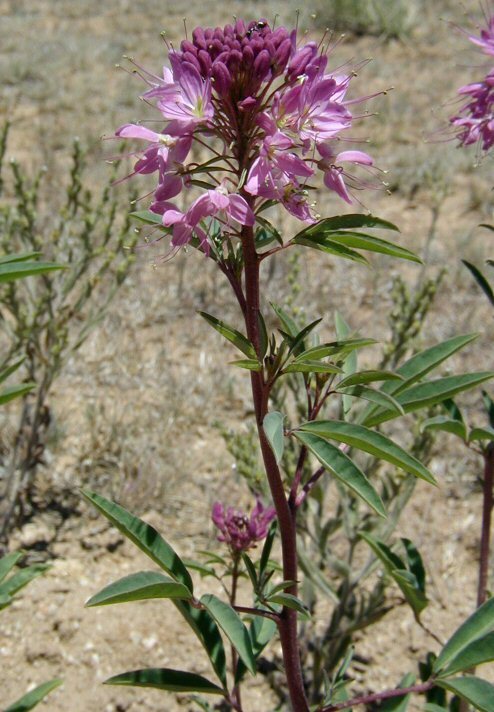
[116,19,375,253]
[212,499,276,553]
[451,10,494,152]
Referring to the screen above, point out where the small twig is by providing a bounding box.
[318,680,435,711]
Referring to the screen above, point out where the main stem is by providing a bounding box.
[240,224,309,712]
[477,444,494,607]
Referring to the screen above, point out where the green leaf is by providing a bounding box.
[130,210,170,227]
[0,564,49,599]
[293,214,399,241]
[0,251,41,265]
[176,605,227,686]
[263,411,285,464]
[105,668,225,695]
[293,338,377,362]
[298,420,436,484]
[338,370,404,388]
[320,231,421,263]
[0,593,13,610]
[340,385,405,416]
[4,679,63,712]
[283,361,342,374]
[260,520,277,576]
[266,592,311,619]
[293,234,370,265]
[86,571,192,607]
[360,534,428,617]
[365,373,494,427]
[376,334,479,399]
[434,597,494,673]
[437,632,494,677]
[241,553,258,590]
[81,497,227,683]
[255,217,283,248]
[81,490,193,591]
[469,427,494,443]
[462,260,494,307]
[421,416,468,441]
[401,538,426,592]
[235,613,277,684]
[294,431,386,517]
[199,312,257,359]
[0,261,64,283]
[0,383,36,405]
[482,390,494,428]
[0,551,23,583]
[200,594,257,675]
[280,318,323,356]
[229,359,262,371]
[435,676,494,712]
[360,334,479,425]
[270,303,300,338]
[0,359,25,385]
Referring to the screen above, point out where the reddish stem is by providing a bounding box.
[477,444,494,607]
[240,223,309,712]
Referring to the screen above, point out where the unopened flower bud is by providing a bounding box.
[211,61,232,94]
[253,49,271,81]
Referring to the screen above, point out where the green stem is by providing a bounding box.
[478,444,494,607]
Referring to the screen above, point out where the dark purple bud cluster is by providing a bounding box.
[176,19,294,100]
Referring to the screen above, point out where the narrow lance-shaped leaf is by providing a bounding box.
[339,385,405,416]
[0,564,49,599]
[86,571,192,607]
[266,592,311,619]
[263,411,285,464]
[462,259,494,307]
[81,491,227,684]
[0,551,23,583]
[0,383,36,406]
[200,594,257,675]
[360,334,479,425]
[295,213,400,236]
[338,370,404,388]
[292,234,370,265]
[0,251,42,265]
[199,312,257,359]
[360,533,428,618]
[421,416,468,441]
[435,676,494,712]
[105,668,225,696]
[0,261,64,283]
[81,490,193,590]
[469,427,494,443]
[365,372,494,427]
[4,679,63,712]
[436,632,494,677]
[433,597,494,673]
[298,420,436,485]
[318,231,421,263]
[294,431,386,517]
[0,359,25,385]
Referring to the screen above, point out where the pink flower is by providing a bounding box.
[318,146,374,204]
[212,499,276,553]
[157,62,214,128]
[161,185,255,252]
[116,124,192,175]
